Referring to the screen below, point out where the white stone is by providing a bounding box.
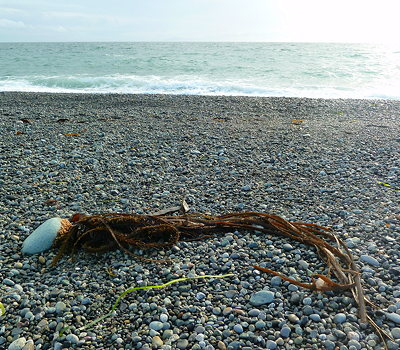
[22,217,69,254]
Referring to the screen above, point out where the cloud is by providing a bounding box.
[0,18,25,28]
[41,10,131,25]
[0,7,26,15]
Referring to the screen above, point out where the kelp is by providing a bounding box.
[50,209,393,347]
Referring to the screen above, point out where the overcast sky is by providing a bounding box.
[1,0,399,43]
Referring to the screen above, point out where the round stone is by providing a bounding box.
[324,340,335,350]
[271,276,281,286]
[152,336,163,347]
[176,339,189,349]
[280,326,291,338]
[310,314,321,322]
[255,320,266,329]
[334,313,346,324]
[347,339,361,349]
[55,301,67,314]
[160,313,168,322]
[248,308,260,317]
[66,334,79,344]
[266,340,277,349]
[283,243,293,251]
[391,327,400,339]
[233,324,243,333]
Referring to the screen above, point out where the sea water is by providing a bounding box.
[1,42,399,99]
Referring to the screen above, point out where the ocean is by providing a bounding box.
[1,42,400,99]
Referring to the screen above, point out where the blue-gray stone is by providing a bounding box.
[280,326,291,338]
[283,243,293,251]
[324,340,336,350]
[334,313,347,324]
[387,313,400,324]
[391,327,400,339]
[347,339,361,350]
[303,305,313,315]
[303,297,312,305]
[360,255,380,267]
[271,276,281,286]
[55,301,66,314]
[255,320,266,329]
[249,290,274,306]
[149,321,164,331]
[22,217,64,254]
[195,292,206,300]
[298,260,309,269]
[81,297,91,305]
[233,324,243,333]
[266,340,277,349]
[248,309,260,317]
[8,337,27,350]
[3,278,15,287]
[66,334,80,344]
[310,314,321,322]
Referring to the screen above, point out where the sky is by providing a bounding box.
[0,0,399,43]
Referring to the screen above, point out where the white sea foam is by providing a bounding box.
[1,42,400,99]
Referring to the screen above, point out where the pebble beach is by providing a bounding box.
[1,92,400,350]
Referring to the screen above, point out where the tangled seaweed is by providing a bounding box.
[50,209,393,348]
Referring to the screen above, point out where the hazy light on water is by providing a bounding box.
[0,42,399,99]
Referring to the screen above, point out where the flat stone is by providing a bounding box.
[149,321,164,331]
[360,255,380,267]
[249,290,274,306]
[387,313,400,324]
[8,337,26,350]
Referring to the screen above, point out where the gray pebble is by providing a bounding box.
[266,340,277,349]
[271,276,281,286]
[8,337,26,350]
[324,340,336,350]
[65,334,80,344]
[347,339,361,349]
[249,290,274,306]
[360,255,380,267]
[334,313,347,324]
[310,313,321,322]
[387,313,400,324]
[233,324,243,333]
[283,243,293,251]
[391,327,400,339]
[280,326,291,337]
[176,339,189,349]
[150,321,164,331]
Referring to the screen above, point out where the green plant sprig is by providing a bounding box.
[0,302,5,316]
[59,273,234,336]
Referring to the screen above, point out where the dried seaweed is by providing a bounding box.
[50,210,393,347]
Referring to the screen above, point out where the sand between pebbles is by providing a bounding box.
[0,92,400,349]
